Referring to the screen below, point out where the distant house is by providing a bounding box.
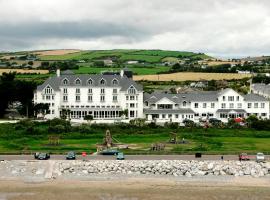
[237,70,251,74]
[103,59,113,66]
[126,61,139,64]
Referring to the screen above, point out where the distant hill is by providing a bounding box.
[33,49,212,63]
[241,55,270,62]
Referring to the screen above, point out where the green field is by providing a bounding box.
[39,49,211,63]
[0,121,270,155]
[75,65,170,75]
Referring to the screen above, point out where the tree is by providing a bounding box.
[60,108,71,120]
[84,115,93,124]
[33,103,50,118]
[119,109,128,118]
[246,115,259,128]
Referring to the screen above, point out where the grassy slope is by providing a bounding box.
[38,49,212,63]
[1,123,270,154]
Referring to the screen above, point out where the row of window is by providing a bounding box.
[247,103,265,108]
[222,96,240,101]
[151,114,194,119]
[61,105,121,109]
[63,95,118,102]
[63,78,119,86]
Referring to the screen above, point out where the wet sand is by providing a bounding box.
[0,176,270,200]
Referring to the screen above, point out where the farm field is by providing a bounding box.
[133,72,252,81]
[0,69,49,75]
[38,49,211,63]
[75,65,170,75]
[0,122,270,155]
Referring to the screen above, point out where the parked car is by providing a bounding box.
[34,152,40,159]
[239,153,250,161]
[36,153,50,160]
[116,152,125,160]
[256,152,265,162]
[100,149,119,155]
[66,151,76,160]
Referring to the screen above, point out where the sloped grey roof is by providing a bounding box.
[144,91,218,103]
[244,94,268,101]
[37,74,143,92]
[251,83,270,95]
[144,108,195,114]
[216,109,246,113]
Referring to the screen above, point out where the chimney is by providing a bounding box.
[56,69,60,77]
[120,69,124,77]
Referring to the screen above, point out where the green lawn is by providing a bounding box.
[0,122,270,155]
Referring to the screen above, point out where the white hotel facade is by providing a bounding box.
[34,70,270,123]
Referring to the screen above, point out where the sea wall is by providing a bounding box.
[1,160,270,179]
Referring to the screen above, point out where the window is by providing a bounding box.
[52,110,55,114]
[130,96,135,100]
[126,96,129,100]
[237,103,242,108]
[46,95,51,100]
[222,96,226,101]
[228,96,234,101]
[195,113,199,117]
[76,96,80,101]
[229,103,234,108]
[221,103,226,108]
[88,89,92,94]
[101,88,105,94]
[100,79,105,85]
[63,79,69,85]
[112,79,118,85]
[63,96,68,102]
[194,103,198,108]
[248,103,252,108]
[211,103,215,108]
[183,101,187,107]
[113,89,117,94]
[63,88,67,94]
[130,111,135,118]
[254,103,258,108]
[175,114,178,118]
[52,96,54,100]
[87,79,93,85]
[52,103,54,107]
[88,95,92,102]
[130,103,135,108]
[203,103,207,108]
[45,86,52,94]
[261,103,265,108]
[100,95,105,102]
[261,113,267,117]
[128,86,136,94]
[75,79,81,85]
[236,96,240,101]
[113,95,118,102]
[162,114,166,119]
[76,88,80,94]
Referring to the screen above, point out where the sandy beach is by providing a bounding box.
[0,176,270,200]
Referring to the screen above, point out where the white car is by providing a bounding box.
[256,152,265,162]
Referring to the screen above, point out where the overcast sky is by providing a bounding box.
[0,0,270,58]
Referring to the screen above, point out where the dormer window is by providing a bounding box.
[100,79,106,85]
[128,86,136,94]
[75,78,81,85]
[112,79,118,85]
[183,101,187,107]
[45,86,53,94]
[87,79,93,85]
[63,79,69,85]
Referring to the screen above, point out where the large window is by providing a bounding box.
[261,103,265,108]
[100,79,106,85]
[87,79,93,85]
[75,79,81,85]
[183,101,187,107]
[63,96,68,102]
[88,95,92,102]
[248,103,252,108]
[101,88,105,94]
[203,103,207,108]
[228,96,234,101]
[45,86,53,94]
[63,79,69,85]
[237,103,242,108]
[100,95,105,102]
[229,103,234,108]
[113,89,117,94]
[221,103,226,108]
[76,88,80,94]
[254,103,258,108]
[112,79,118,85]
[211,103,215,108]
[88,88,92,94]
[128,86,136,94]
[76,96,80,101]
[63,88,67,94]
[113,95,118,102]
[194,103,198,108]
[157,104,173,109]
